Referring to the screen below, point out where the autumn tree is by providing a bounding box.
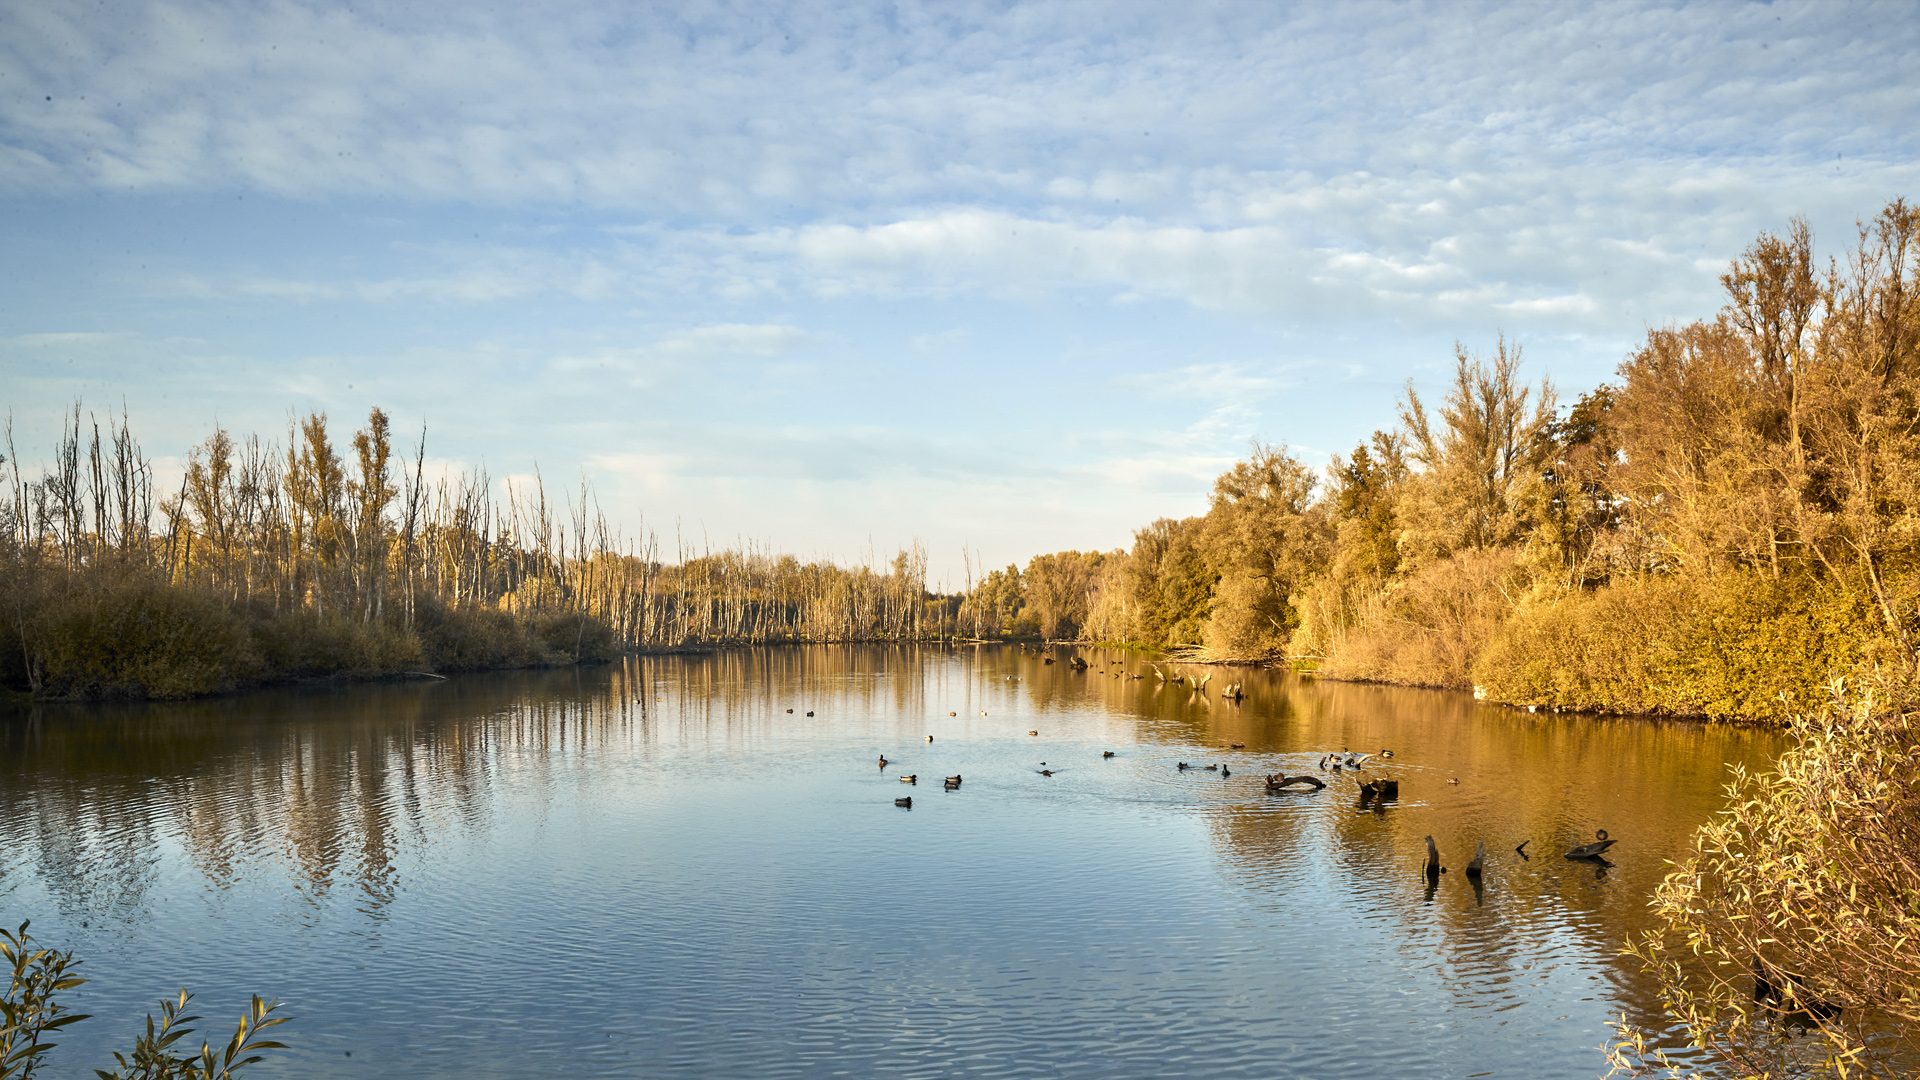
[1396,337,1556,564]
[1197,443,1325,658]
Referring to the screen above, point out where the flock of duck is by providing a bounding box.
[869,718,1619,874]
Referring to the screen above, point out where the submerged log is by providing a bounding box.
[1264,774,1325,792]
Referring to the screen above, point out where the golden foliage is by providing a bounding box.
[1609,684,1920,1078]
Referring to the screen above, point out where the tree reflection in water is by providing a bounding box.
[0,646,1783,1079]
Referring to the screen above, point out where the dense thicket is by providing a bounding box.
[972,200,1920,723]
[1,410,956,699]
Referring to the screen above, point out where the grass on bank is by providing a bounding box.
[2,563,616,700]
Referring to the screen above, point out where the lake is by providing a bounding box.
[0,645,1783,1079]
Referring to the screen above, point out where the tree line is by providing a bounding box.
[1,408,954,699]
[971,199,1920,724]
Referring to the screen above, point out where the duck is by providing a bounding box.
[1465,841,1486,878]
[1102,750,1115,758]
[1566,830,1618,859]
[1447,777,1459,785]
[785,708,793,714]
[806,711,814,717]
[1177,762,1191,770]
[1227,742,1245,749]
[1203,763,1218,771]
[900,775,917,784]
[895,797,912,808]
[1379,749,1394,758]
[944,775,963,786]
[926,735,935,743]
[1039,769,1054,777]
[1028,730,1039,736]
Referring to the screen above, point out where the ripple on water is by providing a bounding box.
[0,649,1778,1079]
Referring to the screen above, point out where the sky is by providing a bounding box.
[2,0,1917,585]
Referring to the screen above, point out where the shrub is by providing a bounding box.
[1312,548,1526,689]
[29,573,261,700]
[1476,571,1880,722]
[2,920,290,1079]
[532,610,616,663]
[1608,685,1920,1077]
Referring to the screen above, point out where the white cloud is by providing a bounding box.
[547,324,815,383]
[6,0,1920,573]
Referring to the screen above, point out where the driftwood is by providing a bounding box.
[1565,829,1618,859]
[1264,773,1325,793]
[1220,681,1243,700]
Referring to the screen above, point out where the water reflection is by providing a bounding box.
[0,646,1781,1079]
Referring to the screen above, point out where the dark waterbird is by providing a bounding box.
[1753,959,1842,1024]
[878,756,889,769]
[1566,830,1618,859]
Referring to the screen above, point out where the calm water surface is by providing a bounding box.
[1,646,1784,1079]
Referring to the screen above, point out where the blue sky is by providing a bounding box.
[3,0,1917,583]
